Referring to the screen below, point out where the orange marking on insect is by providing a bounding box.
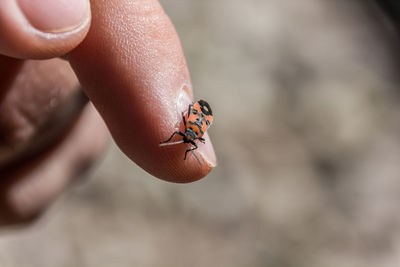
[159,99,213,161]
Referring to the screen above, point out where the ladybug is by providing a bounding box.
[160,99,213,160]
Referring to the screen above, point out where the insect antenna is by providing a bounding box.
[159,140,185,147]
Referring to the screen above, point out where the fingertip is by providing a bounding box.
[168,132,217,184]
[155,143,216,184]
[157,89,217,183]
[0,0,91,59]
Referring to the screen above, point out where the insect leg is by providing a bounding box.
[181,103,192,127]
[182,112,186,126]
[198,137,206,144]
[186,103,193,118]
[184,141,198,160]
[160,131,185,144]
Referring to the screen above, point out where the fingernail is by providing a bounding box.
[17,0,90,33]
[198,132,217,168]
[176,84,193,116]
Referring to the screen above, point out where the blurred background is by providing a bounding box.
[2,0,400,266]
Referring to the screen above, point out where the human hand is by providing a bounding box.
[0,0,216,225]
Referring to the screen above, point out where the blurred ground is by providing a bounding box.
[2,0,400,266]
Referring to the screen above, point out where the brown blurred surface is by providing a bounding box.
[2,0,400,266]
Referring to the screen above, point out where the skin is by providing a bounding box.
[0,0,216,226]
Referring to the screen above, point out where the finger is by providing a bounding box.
[0,104,108,225]
[0,55,108,225]
[68,0,217,183]
[377,0,400,32]
[0,56,83,166]
[0,0,91,59]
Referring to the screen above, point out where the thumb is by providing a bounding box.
[0,0,91,59]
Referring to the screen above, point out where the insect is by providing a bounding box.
[160,99,213,160]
